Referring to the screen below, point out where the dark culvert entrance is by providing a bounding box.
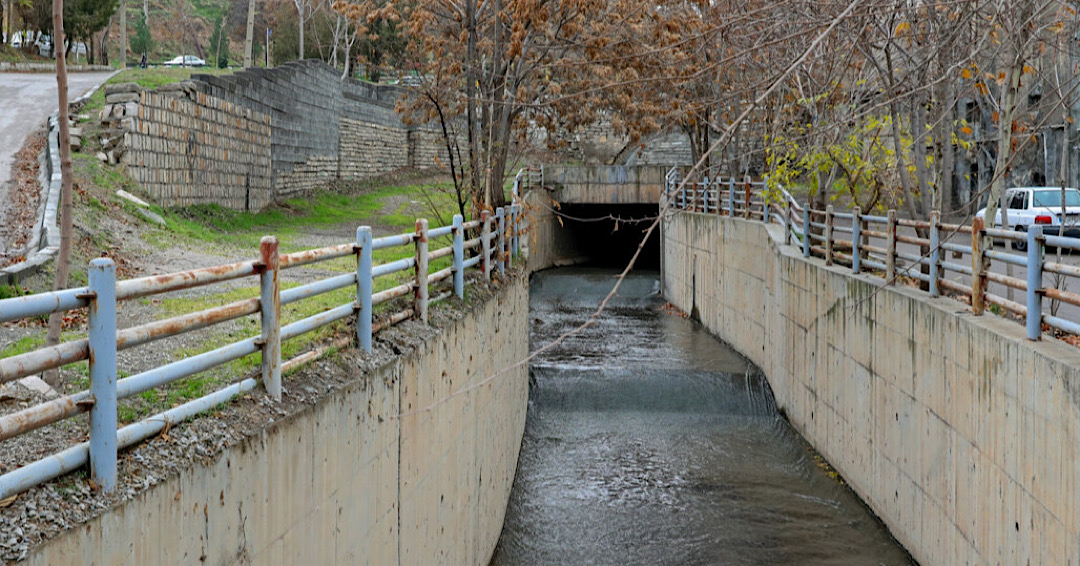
[558,204,660,270]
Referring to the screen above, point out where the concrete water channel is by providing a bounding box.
[490,267,915,565]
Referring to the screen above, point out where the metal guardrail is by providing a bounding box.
[0,205,525,500]
[665,167,1080,342]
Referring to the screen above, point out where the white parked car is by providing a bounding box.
[163,55,206,67]
[975,186,1080,250]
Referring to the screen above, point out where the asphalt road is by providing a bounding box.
[0,71,113,254]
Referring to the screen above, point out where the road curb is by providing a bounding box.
[0,72,118,287]
[0,62,113,73]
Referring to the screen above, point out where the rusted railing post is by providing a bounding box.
[743,176,752,219]
[802,208,811,257]
[728,177,735,216]
[929,211,941,297]
[356,226,373,352]
[259,236,281,400]
[852,206,861,274]
[415,218,429,323]
[452,214,465,298]
[511,205,520,256]
[496,207,506,275]
[88,257,117,494]
[783,196,791,245]
[1027,226,1043,340]
[886,209,897,283]
[481,209,492,280]
[971,216,986,315]
[825,205,834,266]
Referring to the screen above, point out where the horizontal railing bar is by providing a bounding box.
[1043,287,1080,309]
[941,242,971,255]
[1044,234,1080,251]
[372,282,413,306]
[116,261,259,301]
[1044,261,1080,278]
[863,244,887,255]
[863,258,887,271]
[0,340,88,385]
[984,228,1024,241]
[281,273,357,306]
[464,237,481,250]
[372,308,414,333]
[461,220,482,230]
[985,249,1028,267]
[281,303,356,342]
[373,233,414,250]
[834,225,853,234]
[430,267,453,283]
[428,225,453,239]
[372,257,415,278]
[809,221,826,231]
[985,271,1027,291]
[939,222,973,234]
[0,391,90,441]
[986,292,1026,316]
[430,291,453,304]
[1044,314,1080,336]
[941,261,972,276]
[118,298,260,351]
[862,214,888,223]
[896,218,932,229]
[896,234,928,246]
[116,337,260,399]
[429,246,454,261]
[0,287,89,323]
[463,255,481,269]
[833,212,854,220]
[280,243,355,269]
[864,230,887,239]
[939,279,973,295]
[895,250,930,266]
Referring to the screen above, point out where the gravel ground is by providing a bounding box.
[0,181,502,562]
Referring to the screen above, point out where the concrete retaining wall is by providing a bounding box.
[662,212,1080,566]
[25,277,530,566]
[542,165,668,204]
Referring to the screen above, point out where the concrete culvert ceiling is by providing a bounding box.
[557,204,660,270]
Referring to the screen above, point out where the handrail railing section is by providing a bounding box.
[664,166,1078,342]
[0,203,526,500]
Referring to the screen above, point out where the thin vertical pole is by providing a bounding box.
[88,258,117,494]
[452,214,464,298]
[886,209,897,283]
[802,208,811,258]
[971,217,986,315]
[929,211,941,297]
[728,177,735,216]
[496,207,506,275]
[783,197,791,245]
[481,209,492,280]
[259,236,281,400]
[415,219,429,323]
[1027,226,1043,340]
[825,205,834,266]
[743,176,751,219]
[356,226,373,352]
[852,206,862,274]
[511,206,520,256]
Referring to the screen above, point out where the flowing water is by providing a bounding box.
[489,268,915,566]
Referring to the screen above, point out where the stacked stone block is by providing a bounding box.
[339,120,409,179]
[122,86,273,210]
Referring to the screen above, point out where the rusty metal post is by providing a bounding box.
[728,177,735,216]
[971,216,985,315]
[886,209,897,283]
[452,215,464,299]
[929,211,941,297]
[356,226,373,352]
[415,219,429,323]
[481,209,492,280]
[852,206,862,274]
[511,205,520,256]
[782,189,791,245]
[259,236,281,400]
[825,205,834,266]
[802,208,811,258]
[743,176,751,219]
[496,207,506,275]
[88,258,117,494]
[1027,226,1043,340]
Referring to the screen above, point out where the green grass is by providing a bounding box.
[0,44,53,64]
[82,67,236,115]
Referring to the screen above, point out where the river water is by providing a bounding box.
[489,268,914,566]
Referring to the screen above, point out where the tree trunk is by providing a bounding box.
[44,0,74,392]
[119,5,126,68]
[297,4,304,60]
[244,0,255,67]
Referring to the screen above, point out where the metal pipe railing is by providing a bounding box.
[0,204,525,501]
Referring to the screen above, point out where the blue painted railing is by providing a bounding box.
[0,205,524,499]
[665,167,1080,342]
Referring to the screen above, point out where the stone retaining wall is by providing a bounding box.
[662,211,1080,565]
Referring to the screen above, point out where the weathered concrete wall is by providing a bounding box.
[542,165,668,204]
[662,212,1080,565]
[25,278,530,566]
[523,190,591,271]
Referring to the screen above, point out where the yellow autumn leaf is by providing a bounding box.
[894,21,910,35]
[1023,65,1036,75]
[961,68,972,79]
[961,126,973,136]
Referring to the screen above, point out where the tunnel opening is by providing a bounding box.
[558,204,660,270]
